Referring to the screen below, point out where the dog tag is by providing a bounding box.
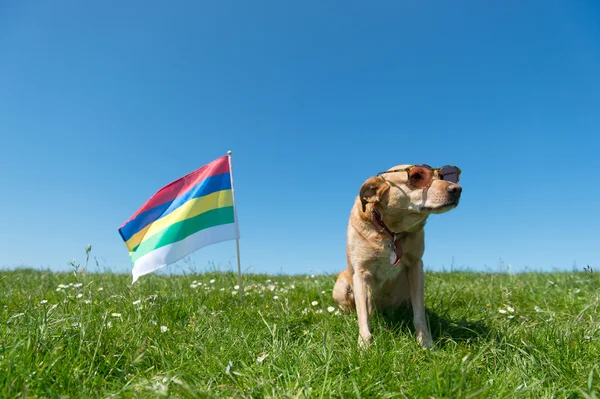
[389,250,397,265]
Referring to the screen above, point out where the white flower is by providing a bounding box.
[290,284,295,289]
[76,294,83,299]
[315,309,323,314]
[39,300,48,305]
[273,296,279,300]
[210,279,215,284]
[83,300,91,304]
[311,301,319,306]
[534,306,542,312]
[257,353,269,364]
[150,320,157,325]
[160,326,168,333]
[327,306,335,313]
[234,285,240,290]
[111,313,122,318]
[73,283,83,288]
[106,321,112,329]
[98,287,103,292]
[499,304,515,316]
[132,300,141,305]
[232,291,238,295]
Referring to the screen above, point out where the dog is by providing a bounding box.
[332,164,462,348]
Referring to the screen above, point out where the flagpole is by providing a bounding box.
[227,150,243,302]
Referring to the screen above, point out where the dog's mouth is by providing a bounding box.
[421,200,459,214]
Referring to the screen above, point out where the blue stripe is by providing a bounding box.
[119,172,232,242]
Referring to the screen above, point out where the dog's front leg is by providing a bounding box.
[353,270,374,347]
[406,260,433,348]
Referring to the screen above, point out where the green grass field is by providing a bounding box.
[1,260,599,398]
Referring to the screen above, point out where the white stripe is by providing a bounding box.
[131,222,238,283]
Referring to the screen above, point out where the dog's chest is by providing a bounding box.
[373,255,405,284]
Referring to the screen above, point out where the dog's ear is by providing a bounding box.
[359,176,388,212]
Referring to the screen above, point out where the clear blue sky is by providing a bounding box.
[1,0,599,276]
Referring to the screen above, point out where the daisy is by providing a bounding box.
[257,353,269,364]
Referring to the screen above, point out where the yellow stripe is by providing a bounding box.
[125,189,234,251]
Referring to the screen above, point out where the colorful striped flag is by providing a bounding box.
[118,154,240,283]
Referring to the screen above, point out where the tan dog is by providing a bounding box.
[333,164,462,348]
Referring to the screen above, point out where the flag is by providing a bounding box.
[118,154,239,283]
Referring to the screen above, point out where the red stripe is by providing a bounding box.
[120,155,230,228]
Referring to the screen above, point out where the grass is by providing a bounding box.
[1,258,599,398]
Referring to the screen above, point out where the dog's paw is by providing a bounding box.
[416,331,434,350]
[420,340,435,351]
[358,333,372,349]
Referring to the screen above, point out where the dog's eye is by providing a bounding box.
[408,167,433,188]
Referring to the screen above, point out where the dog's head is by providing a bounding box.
[359,164,462,231]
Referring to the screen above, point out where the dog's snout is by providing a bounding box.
[446,183,462,195]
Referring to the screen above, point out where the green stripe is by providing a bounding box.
[130,206,235,263]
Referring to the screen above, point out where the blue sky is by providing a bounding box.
[1,0,599,276]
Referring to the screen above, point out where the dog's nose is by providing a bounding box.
[446,183,462,195]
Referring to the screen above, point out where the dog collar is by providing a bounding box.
[369,204,405,266]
